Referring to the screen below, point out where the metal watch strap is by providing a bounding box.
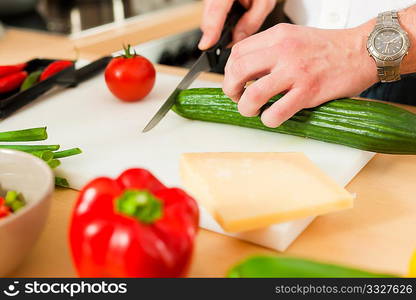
[377,65,401,82]
[376,10,399,27]
[376,11,402,83]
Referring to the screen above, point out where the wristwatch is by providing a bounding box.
[367,11,410,83]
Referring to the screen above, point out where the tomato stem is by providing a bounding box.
[116,189,163,224]
[122,44,138,58]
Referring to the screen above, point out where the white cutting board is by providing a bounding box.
[0,71,375,251]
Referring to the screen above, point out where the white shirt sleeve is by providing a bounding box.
[284,0,416,29]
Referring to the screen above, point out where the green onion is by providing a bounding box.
[53,148,82,159]
[10,200,25,212]
[0,127,47,142]
[5,191,26,212]
[48,159,61,169]
[30,150,54,162]
[0,144,60,152]
[0,127,81,189]
[55,177,69,188]
[5,190,19,205]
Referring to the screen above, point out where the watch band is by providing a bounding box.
[376,10,399,27]
[377,65,401,82]
[375,11,402,83]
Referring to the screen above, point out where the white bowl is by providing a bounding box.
[0,149,54,276]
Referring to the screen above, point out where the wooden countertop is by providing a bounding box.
[2,2,416,278]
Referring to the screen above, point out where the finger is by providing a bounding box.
[223,48,275,101]
[233,0,275,43]
[199,0,234,50]
[260,89,304,128]
[237,74,292,117]
[229,23,290,58]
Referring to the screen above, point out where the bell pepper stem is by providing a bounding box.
[116,189,163,224]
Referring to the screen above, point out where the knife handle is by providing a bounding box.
[206,1,246,69]
[75,56,112,84]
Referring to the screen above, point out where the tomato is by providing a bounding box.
[105,45,156,102]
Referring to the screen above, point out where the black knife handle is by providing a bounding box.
[0,56,112,119]
[75,56,112,84]
[206,1,246,70]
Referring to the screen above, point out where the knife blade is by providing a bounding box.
[142,2,246,133]
[142,53,210,132]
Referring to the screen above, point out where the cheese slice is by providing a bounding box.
[180,152,353,233]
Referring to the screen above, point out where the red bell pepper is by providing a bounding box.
[0,63,27,78]
[0,71,28,93]
[0,197,11,219]
[40,60,73,81]
[69,168,199,278]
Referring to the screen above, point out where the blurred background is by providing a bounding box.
[0,0,196,34]
[0,0,285,70]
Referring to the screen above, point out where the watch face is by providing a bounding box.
[373,28,404,56]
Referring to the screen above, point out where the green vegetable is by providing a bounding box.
[48,159,61,169]
[0,127,47,142]
[0,144,60,152]
[5,190,19,205]
[20,70,41,91]
[0,127,82,188]
[55,177,69,188]
[30,150,54,162]
[173,88,416,155]
[227,256,397,278]
[5,190,26,212]
[53,148,82,159]
[10,200,25,212]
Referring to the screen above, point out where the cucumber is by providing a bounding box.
[172,88,416,154]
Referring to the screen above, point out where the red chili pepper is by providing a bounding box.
[0,63,27,78]
[69,168,199,278]
[40,60,73,81]
[0,71,28,94]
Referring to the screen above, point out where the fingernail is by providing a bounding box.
[198,35,210,50]
[261,111,281,128]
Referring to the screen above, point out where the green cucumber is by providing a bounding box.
[172,88,416,154]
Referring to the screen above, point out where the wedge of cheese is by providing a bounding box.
[180,152,353,233]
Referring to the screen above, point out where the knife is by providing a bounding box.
[0,56,112,119]
[142,2,245,133]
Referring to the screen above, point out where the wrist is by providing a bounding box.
[398,7,416,74]
[352,20,380,86]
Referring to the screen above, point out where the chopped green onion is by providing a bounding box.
[0,144,60,152]
[5,190,18,205]
[4,191,26,213]
[0,127,47,142]
[48,159,61,169]
[30,150,54,162]
[53,148,82,159]
[10,200,25,212]
[55,177,69,188]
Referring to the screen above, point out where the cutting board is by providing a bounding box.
[0,70,375,251]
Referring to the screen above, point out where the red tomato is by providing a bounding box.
[105,45,156,102]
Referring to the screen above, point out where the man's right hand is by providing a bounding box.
[198,0,276,50]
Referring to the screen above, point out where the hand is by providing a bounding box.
[198,0,276,50]
[223,23,379,128]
